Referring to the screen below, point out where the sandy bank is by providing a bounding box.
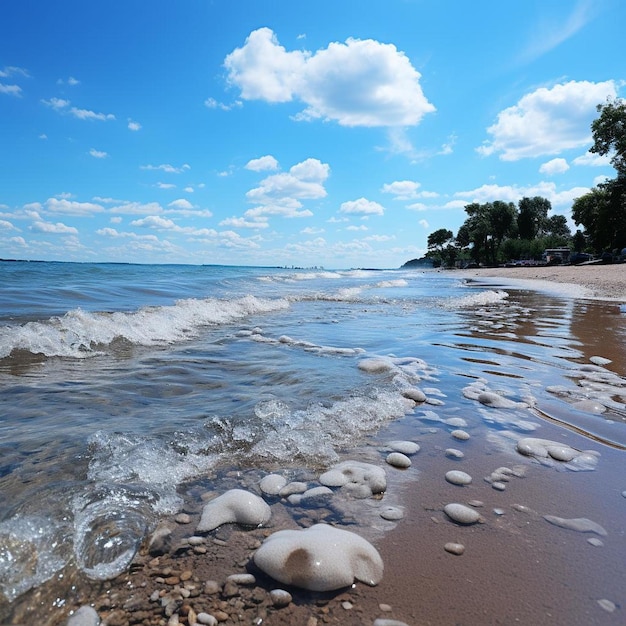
[459,263,626,302]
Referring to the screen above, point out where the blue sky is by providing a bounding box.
[0,0,623,268]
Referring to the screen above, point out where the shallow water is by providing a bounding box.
[1,262,625,623]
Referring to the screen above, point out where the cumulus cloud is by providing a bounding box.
[128,119,141,131]
[244,157,329,219]
[0,219,18,231]
[477,80,618,160]
[57,76,80,86]
[245,155,279,172]
[31,220,78,234]
[168,199,194,210]
[419,219,429,228]
[454,181,590,206]
[0,66,29,78]
[69,107,115,121]
[381,180,422,200]
[42,97,70,109]
[339,198,385,216]
[110,201,165,215]
[45,198,104,216]
[539,158,569,175]
[224,28,435,127]
[131,215,216,237]
[572,151,612,167]
[219,216,269,229]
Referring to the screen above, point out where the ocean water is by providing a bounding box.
[1,261,625,621]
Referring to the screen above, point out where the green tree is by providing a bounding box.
[427,228,453,253]
[517,196,551,239]
[488,201,517,264]
[591,98,626,176]
[544,214,571,241]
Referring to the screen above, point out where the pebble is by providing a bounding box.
[204,580,220,595]
[588,538,604,547]
[278,481,308,497]
[493,508,505,516]
[66,606,100,626]
[401,388,427,403]
[597,599,616,613]
[227,573,256,585]
[379,603,392,612]
[467,500,484,507]
[544,515,607,536]
[445,448,464,459]
[270,589,292,608]
[451,429,470,441]
[443,503,482,525]
[445,417,468,428]
[187,536,205,546]
[590,356,612,366]
[379,506,404,521]
[444,542,465,555]
[386,452,412,468]
[174,513,191,524]
[387,440,420,455]
[445,470,472,486]
[491,481,507,491]
[260,474,288,495]
[373,620,410,626]
[196,614,218,626]
[342,601,354,610]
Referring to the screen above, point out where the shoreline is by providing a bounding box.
[456,263,626,302]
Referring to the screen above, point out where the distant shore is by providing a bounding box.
[457,263,626,302]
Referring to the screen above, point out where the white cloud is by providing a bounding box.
[131,215,216,237]
[406,202,427,211]
[156,182,176,189]
[183,186,194,193]
[0,219,18,230]
[454,181,590,206]
[245,157,329,219]
[204,97,242,111]
[477,80,618,160]
[96,227,159,241]
[0,83,22,96]
[572,151,612,167]
[70,107,115,121]
[245,155,279,172]
[10,236,26,246]
[45,198,104,216]
[224,28,435,127]
[110,201,165,215]
[339,198,385,216]
[141,163,191,174]
[347,224,368,231]
[381,180,421,200]
[301,226,325,235]
[219,216,269,229]
[0,66,29,78]
[42,97,70,109]
[31,220,78,234]
[419,219,429,228]
[57,76,80,86]
[128,119,141,131]
[89,148,108,159]
[110,216,122,224]
[364,234,394,242]
[539,158,569,175]
[168,198,194,210]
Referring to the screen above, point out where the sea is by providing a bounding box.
[1,261,625,623]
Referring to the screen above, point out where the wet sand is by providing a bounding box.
[459,262,626,302]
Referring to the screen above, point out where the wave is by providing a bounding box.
[0,295,290,359]
[443,289,509,309]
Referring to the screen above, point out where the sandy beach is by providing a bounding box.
[459,262,626,302]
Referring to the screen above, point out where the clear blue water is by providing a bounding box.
[1,261,625,620]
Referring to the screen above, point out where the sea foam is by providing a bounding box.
[0,295,290,359]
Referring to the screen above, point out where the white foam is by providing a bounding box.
[0,295,290,359]
[445,289,509,308]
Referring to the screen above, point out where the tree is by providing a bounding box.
[427,228,453,253]
[517,196,551,239]
[591,98,626,176]
[488,201,517,263]
[544,214,571,241]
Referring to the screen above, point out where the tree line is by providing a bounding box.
[423,98,626,268]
